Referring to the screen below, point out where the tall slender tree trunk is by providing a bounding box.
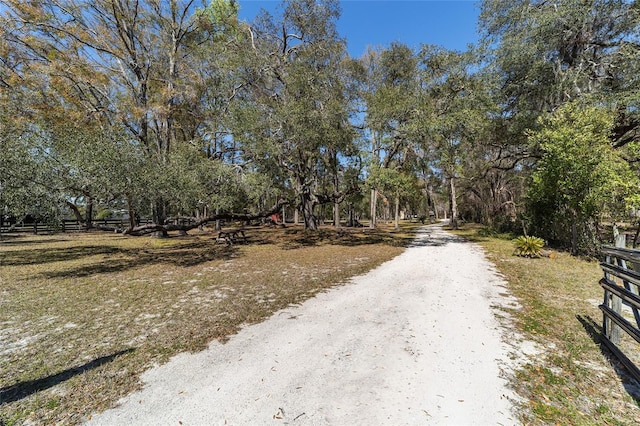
[370,131,380,229]
[293,177,301,225]
[370,188,377,229]
[385,199,391,224]
[449,176,458,229]
[333,169,341,227]
[425,181,435,221]
[330,150,341,228]
[394,196,400,230]
[215,207,221,231]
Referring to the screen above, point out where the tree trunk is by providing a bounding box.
[126,195,136,230]
[66,201,84,224]
[347,203,354,227]
[394,196,400,230]
[215,207,221,231]
[449,176,458,229]
[301,192,318,230]
[152,199,167,226]
[84,196,94,230]
[127,200,288,236]
[152,199,168,237]
[369,188,377,229]
[384,198,391,224]
[425,183,434,221]
[333,165,340,228]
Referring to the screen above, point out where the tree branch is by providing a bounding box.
[124,199,289,236]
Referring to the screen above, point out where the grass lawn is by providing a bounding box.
[451,224,640,426]
[0,223,418,425]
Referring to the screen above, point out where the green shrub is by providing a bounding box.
[95,208,113,220]
[478,227,498,237]
[513,235,545,258]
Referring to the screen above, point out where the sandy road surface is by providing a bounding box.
[88,225,525,425]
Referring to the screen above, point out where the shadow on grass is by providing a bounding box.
[0,348,134,404]
[2,225,420,277]
[0,235,70,246]
[273,226,423,250]
[577,314,640,403]
[42,242,238,278]
[0,245,121,266]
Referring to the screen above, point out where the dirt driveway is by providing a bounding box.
[87,225,527,425]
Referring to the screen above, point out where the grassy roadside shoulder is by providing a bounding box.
[450,225,640,425]
[0,223,420,425]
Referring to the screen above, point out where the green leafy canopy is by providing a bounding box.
[526,102,640,252]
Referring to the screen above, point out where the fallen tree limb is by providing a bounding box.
[123,200,289,236]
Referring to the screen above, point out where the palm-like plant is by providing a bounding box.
[513,236,545,258]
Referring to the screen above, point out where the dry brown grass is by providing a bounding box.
[0,223,419,425]
[450,225,640,426]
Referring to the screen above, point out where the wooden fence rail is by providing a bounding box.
[599,244,640,383]
[0,218,151,234]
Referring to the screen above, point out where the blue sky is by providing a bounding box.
[237,0,481,57]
